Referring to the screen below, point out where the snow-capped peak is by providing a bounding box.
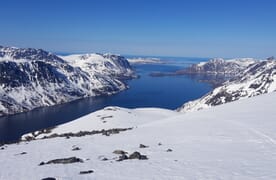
[0,46,64,63]
[183,57,258,76]
[0,46,135,116]
[178,59,276,112]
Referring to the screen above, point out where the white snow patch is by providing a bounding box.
[2,93,276,179]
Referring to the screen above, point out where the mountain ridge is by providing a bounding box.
[0,46,135,116]
[178,58,276,112]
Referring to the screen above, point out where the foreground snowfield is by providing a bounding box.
[1,93,276,179]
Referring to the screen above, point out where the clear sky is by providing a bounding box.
[1,0,276,58]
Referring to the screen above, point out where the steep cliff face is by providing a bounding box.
[178,59,276,112]
[0,46,135,116]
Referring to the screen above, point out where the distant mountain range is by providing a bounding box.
[179,58,257,75]
[0,46,135,116]
[178,57,276,112]
[127,57,164,64]
[149,57,259,87]
[1,45,275,116]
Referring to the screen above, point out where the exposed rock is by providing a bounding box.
[117,154,129,161]
[23,127,132,141]
[23,127,55,141]
[41,178,56,180]
[129,152,148,160]
[98,155,109,161]
[100,115,113,120]
[14,152,27,156]
[72,146,81,151]
[39,157,83,166]
[79,170,94,174]
[112,150,148,161]
[158,142,162,146]
[139,144,149,148]
[113,150,127,155]
[166,149,173,152]
[102,131,111,136]
[101,157,109,161]
[104,107,120,111]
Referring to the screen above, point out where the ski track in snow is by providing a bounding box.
[228,120,276,147]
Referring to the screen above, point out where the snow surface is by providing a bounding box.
[1,92,276,179]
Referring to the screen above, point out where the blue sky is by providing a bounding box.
[1,0,276,58]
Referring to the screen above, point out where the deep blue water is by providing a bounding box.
[0,57,212,143]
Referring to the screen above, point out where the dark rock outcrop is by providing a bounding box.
[79,170,94,174]
[23,127,132,141]
[41,177,56,180]
[39,157,83,166]
[129,152,148,160]
[113,150,128,155]
[139,144,149,148]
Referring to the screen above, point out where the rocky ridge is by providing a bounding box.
[0,46,135,116]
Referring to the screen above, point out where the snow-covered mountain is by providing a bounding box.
[1,92,276,179]
[127,57,164,64]
[180,58,257,75]
[60,53,134,80]
[178,59,276,112]
[0,45,65,63]
[0,46,135,116]
[149,58,257,87]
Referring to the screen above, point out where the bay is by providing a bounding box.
[0,57,212,143]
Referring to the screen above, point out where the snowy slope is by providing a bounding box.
[0,46,135,116]
[60,53,135,79]
[182,58,257,75]
[178,59,276,112]
[1,92,276,179]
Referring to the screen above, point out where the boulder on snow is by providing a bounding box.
[139,144,149,148]
[129,152,148,160]
[41,178,56,180]
[113,150,127,155]
[117,154,129,161]
[79,170,94,174]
